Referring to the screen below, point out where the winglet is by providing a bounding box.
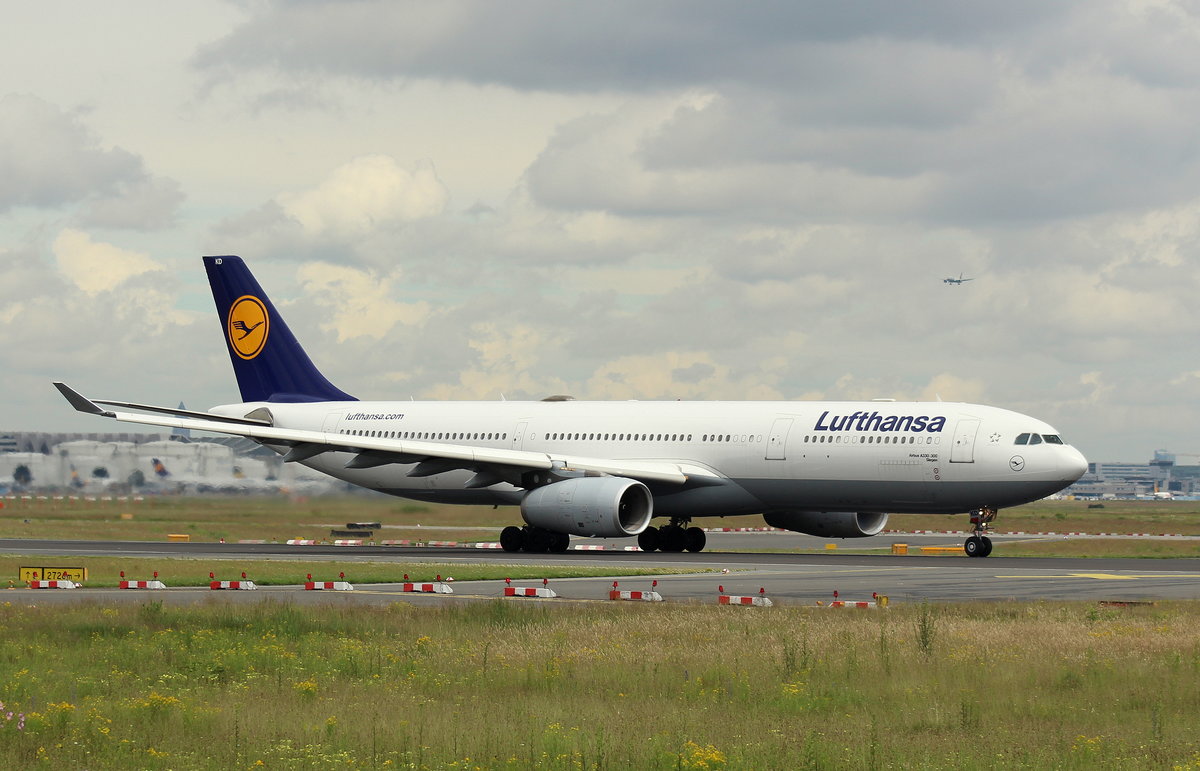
[53,382,115,417]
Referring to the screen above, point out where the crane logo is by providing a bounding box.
[227,295,269,360]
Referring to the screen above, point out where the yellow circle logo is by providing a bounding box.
[227,295,269,360]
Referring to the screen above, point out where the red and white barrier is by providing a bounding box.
[210,571,257,590]
[286,539,319,546]
[305,572,353,591]
[119,580,166,589]
[474,542,502,549]
[401,582,453,594]
[818,591,887,608]
[332,539,366,546]
[380,540,414,546]
[305,581,354,591]
[119,571,165,589]
[399,574,453,594]
[609,580,663,601]
[609,589,663,601]
[28,580,79,589]
[210,580,258,590]
[719,594,773,607]
[503,578,557,598]
[504,586,558,598]
[717,585,773,607]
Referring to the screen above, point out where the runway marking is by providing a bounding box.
[999,573,1200,581]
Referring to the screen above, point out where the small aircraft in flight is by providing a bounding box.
[943,272,974,285]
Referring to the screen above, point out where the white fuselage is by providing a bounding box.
[213,398,1087,518]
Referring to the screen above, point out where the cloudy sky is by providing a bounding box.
[4,0,1200,461]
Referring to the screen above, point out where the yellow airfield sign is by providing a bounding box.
[19,566,88,582]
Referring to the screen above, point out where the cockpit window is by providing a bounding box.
[1028,434,1043,445]
[1015,433,1030,445]
[1042,434,1064,445]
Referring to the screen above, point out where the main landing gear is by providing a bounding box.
[499,525,570,553]
[637,518,707,553]
[964,506,996,558]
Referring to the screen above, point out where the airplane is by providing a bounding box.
[55,255,1088,558]
[944,272,974,285]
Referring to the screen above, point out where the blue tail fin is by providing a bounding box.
[204,255,356,403]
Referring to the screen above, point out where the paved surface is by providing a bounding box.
[3,533,1199,606]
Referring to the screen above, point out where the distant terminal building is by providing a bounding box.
[0,431,334,495]
[1,431,167,455]
[1067,451,1200,499]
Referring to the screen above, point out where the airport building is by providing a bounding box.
[0,431,335,495]
[1065,452,1200,499]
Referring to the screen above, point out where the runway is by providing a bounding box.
[3,532,1199,606]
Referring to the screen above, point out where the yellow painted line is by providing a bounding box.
[998,573,1200,581]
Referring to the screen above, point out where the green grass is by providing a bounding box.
[0,495,506,543]
[1,600,1200,768]
[4,496,1200,559]
[891,499,1200,535]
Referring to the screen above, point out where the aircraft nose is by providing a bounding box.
[1060,447,1088,481]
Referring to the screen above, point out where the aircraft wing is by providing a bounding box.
[54,383,716,487]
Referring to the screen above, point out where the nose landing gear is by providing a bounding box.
[964,506,996,557]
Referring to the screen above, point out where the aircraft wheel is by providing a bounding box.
[659,525,687,553]
[979,536,993,557]
[524,528,552,553]
[684,526,707,553]
[964,535,982,558]
[637,526,661,552]
[500,526,525,553]
[550,531,571,553]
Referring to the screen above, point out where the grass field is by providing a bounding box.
[1,599,1199,769]
[3,495,1200,561]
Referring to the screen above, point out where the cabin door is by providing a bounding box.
[950,418,980,463]
[766,417,793,460]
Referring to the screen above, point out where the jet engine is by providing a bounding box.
[763,510,888,538]
[520,476,653,537]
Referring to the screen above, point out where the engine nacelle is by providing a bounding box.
[763,510,889,538]
[520,476,653,537]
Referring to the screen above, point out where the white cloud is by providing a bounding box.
[296,261,430,342]
[8,1,1200,463]
[585,352,784,401]
[51,229,164,295]
[0,94,181,228]
[278,155,448,238]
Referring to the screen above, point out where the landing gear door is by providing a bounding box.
[766,417,793,460]
[950,418,981,463]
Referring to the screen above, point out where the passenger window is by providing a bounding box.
[1015,433,1030,445]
